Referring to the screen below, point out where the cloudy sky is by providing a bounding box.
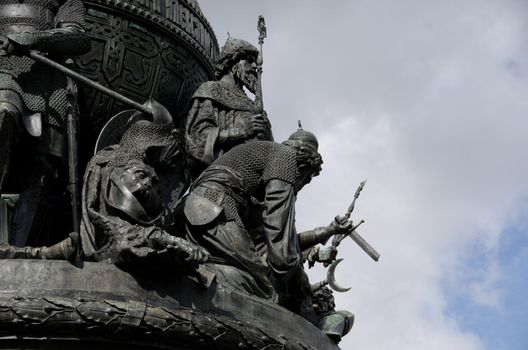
[199,1,528,349]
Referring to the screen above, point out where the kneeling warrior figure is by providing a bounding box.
[181,126,352,319]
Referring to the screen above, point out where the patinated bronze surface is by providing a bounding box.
[80,112,207,268]
[0,0,90,247]
[184,36,273,176]
[0,2,377,348]
[76,0,218,130]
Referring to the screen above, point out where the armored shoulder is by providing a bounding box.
[56,0,86,27]
[262,143,297,185]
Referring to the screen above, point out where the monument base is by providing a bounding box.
[0,260,339,350]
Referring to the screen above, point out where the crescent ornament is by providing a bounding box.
[327,258,351,293]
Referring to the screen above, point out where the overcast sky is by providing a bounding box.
[198,1,528,349]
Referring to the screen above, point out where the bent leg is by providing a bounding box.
[10,155,59,246]
[0,107,17,191]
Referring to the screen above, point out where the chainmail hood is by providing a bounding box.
[109,120,175,167]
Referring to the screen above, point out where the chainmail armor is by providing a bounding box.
[213,141,298,194]
[109,121,176,168]
[193,184,244,226]
[54,0,85,27]
[196,141,298,227]
[0,0,85,129]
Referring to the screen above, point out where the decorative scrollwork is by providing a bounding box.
[0,295,319,350]
[74,0,218,141]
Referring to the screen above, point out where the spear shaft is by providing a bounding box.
[28,50,152,115]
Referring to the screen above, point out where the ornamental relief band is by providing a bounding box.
[0,1,379,348]
[85,0,218,63]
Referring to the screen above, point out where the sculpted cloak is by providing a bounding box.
[184,80,273,172]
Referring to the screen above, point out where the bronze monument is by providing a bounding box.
[0,1,379,348]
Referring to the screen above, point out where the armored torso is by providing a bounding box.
[0,0,85,132]
[212,141,297,196]
[192,141,298,227]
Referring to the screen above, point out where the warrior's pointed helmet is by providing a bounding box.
[286,121,319,153]
[215,36,259,78]
[283,121,323,176]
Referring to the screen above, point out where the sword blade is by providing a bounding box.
[348,230,380,262]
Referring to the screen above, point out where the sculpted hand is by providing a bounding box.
[169,238,210,265]
[317,246,338,264]
[328,215,353,237]
[246,113,266,136]
[185,245,210,265]
[0,36,13,56]
[218,114,269,142]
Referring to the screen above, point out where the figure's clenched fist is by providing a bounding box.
[328,215,353,236]
[247,113,266,136]
[169,238,210,265]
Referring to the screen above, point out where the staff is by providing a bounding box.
[65,59,80,235]
[255,15,266,114]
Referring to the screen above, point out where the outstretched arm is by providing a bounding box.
[298,216,352,251]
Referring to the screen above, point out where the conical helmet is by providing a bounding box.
[287,121,319,152]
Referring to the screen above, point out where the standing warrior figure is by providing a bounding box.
[0,0,90,244]
[184,37,273,177]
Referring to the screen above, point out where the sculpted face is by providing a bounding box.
[120,160,159,204]
[234,59,258,94]
[295,167,316,192]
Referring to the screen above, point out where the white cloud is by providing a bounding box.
[199,1,528,349]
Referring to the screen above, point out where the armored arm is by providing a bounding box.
[147,228,209,264]
[298,218,353,267]
[298,226,335,251]
[4,0,90,56]
[298,217,353,251]
[6,27,90,56]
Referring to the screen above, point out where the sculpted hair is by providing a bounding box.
[282,140,323,177]
[215,51,257,79]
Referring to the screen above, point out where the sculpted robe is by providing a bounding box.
[184,80,273,174]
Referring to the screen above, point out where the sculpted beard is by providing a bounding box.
[236,63,257,94]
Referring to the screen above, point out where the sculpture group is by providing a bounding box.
[0,1,378,346]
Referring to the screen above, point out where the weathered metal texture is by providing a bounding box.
[0,260,340,350]
[75,0,219,135]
